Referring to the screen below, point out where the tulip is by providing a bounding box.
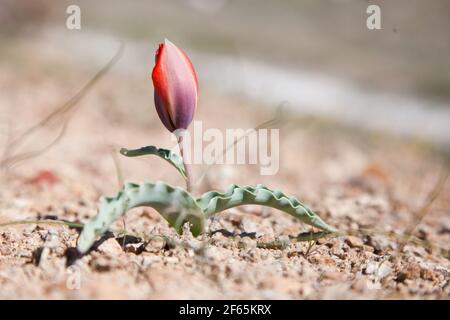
[151,39,198,133]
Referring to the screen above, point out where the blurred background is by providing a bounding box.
[1,0,450,146]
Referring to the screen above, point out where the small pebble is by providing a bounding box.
[345,236,364,249]
[97,238,123,255]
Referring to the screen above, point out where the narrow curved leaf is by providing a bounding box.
[77,181,204,253]
[196,184,337,234]
[120,146,187,180]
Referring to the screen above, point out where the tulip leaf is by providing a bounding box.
[77,182,337,253]
[77,181,204,253]
[196,184,337,234]
[120,146,187,180]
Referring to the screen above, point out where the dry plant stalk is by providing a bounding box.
[0,42,124,171]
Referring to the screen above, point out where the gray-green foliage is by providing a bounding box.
[197,184,337,233]
[77,181,337,253]
[120,146,187,180]
[77,181,203,253]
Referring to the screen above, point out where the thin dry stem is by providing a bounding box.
[397,163,449,254]
[194,103,286,191]
[0,41,124,170]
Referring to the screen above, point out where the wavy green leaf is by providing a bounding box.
[120,146,187,180]
[77,181,204,253]
[196,184,337,234]
[77,182,336,254]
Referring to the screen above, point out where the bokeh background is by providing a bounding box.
[2,0,450,145]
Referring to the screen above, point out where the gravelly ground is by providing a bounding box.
[0,40,449,299]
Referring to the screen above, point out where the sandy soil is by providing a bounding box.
[0,41,449,299]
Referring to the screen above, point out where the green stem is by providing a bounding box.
[177,134,192,193]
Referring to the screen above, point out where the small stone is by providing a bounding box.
[145,237,166,252]
[345,236,364,249]
[309,254,336,266]
[364,261,378,275]
[376,262,393,279]
[238,237,256,249]
[241,219,258,234]
[439,218,450,233]
[187,239,204,251]
[97,238,123,255]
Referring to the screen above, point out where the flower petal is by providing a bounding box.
[151,39,198,132]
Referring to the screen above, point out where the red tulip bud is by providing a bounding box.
[151,39,198,132]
